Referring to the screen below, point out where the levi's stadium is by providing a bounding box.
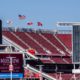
[0,20,80,80]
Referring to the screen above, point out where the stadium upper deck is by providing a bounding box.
[2,27,80,80]
[2,27,72,64]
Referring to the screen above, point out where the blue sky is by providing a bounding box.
[0,0,80,30]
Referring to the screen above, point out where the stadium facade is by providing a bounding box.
[0,20,80,80]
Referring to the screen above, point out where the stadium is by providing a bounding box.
[0,20,80,80]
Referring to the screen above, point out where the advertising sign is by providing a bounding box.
[0,53,23,78]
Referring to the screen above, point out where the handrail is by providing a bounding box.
[39,33,65,55]
[24,51,38,59]
[24,64,57,80]
[54,34,71,54]
[3,36,38,59]
[3,36,24,50]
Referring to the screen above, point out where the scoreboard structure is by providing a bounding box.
[57,22,80,63]
[73,26,80,63]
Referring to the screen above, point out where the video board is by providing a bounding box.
[73,26,80,63]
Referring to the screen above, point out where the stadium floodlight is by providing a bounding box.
[57,22,80,26]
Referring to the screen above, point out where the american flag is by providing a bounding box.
[27,22,33,26]
[18,15,26,20]
[37,22,43,26]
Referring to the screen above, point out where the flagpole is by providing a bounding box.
[10,57,12,80]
